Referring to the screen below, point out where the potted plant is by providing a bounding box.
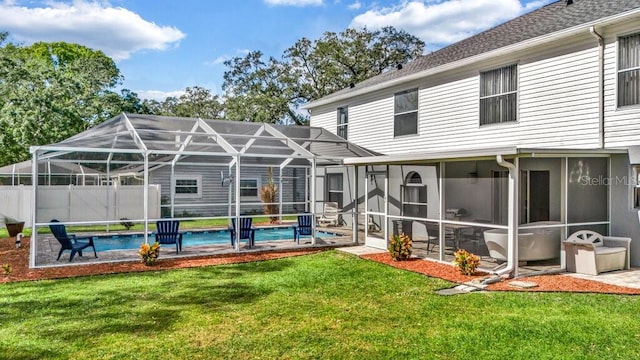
[1,214,25,238]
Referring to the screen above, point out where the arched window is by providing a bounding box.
[402,172,427,218]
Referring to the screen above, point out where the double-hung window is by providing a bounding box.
[240,179,259,198]
[618,33,640,107]
[480,64,518,125]
[394,89,418,137]
[174,175,202,198]
[337,107,348,139]
[401,172,427,218]
[326,173,343,208]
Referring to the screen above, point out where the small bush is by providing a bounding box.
[139,242,160,266]
[120,218,135,230]
[453,249,480,275]
[388,232,412,260]
[2,263,12,275]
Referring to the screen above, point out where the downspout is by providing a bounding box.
[495,155,518,277]
[590,26,605,149]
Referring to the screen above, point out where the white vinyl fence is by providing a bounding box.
[0,185,161,226]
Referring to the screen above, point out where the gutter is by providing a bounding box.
[590,26,605,149]
[495,154,518,278]
[305,8,640,110]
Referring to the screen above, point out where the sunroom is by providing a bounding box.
[27,114,376,267]
[344,147,633,277]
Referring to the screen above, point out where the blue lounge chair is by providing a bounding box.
[293,214,313,244]
[154,220,183,254]
[49,219,97,262]
[230,217,255,247]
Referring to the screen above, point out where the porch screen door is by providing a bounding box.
[365,170,387,249]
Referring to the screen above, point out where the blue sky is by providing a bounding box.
[0,0,554,100]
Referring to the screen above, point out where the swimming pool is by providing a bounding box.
[93,227,342,252]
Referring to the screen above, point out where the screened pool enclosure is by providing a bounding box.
[28,114,376,267]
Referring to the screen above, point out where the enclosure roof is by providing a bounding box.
[343,147,627,165]
[32,114,379,168]
[0,160,103,176]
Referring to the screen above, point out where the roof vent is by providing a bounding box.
[349,82,355,88]
[397,63,403,70]
[566,0,573,5]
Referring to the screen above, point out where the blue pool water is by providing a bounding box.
[94,227,341,252]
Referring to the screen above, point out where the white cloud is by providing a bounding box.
[264,0,323,6]
[135,89,186,101]
[348,1,362,10]
[350,0,554,48]
[205,49,252,67]
[0,0,185,60]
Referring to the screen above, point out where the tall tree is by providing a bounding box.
[139,86,223,119]
[222,27,425,125]
[0,35,130,166]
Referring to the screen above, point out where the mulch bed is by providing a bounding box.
[2,237,639,294]
[362,253,640,295]
[0,236,324,283]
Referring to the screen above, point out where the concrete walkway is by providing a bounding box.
[338,245,640,290]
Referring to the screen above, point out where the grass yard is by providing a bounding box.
[0,216,297,238]
[1,251,639,359]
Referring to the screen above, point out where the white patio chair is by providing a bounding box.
[318,202,340,227]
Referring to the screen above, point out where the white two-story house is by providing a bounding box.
[305,0,640,276]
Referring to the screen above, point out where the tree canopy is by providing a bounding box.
[222,27,425,125]
[0,26,424,166]
[0,32,134,166]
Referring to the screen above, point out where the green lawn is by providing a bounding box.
[1,251,639,359]
[0,216,297,238]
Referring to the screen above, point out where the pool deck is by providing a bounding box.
[35,225,360,267]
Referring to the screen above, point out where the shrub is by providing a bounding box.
[120,218,135,230]
[139,242,160,266]
[260,167,279,224]
[453,249,480,275]
[388,232,412,260]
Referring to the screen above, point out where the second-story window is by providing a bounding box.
[618,32,640,107]
[480,64,517,125]
[337,107,348,139]
[394,89,418,137]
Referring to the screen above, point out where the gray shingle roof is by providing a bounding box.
[310,0,640,106]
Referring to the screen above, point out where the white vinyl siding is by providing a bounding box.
[618,32,640,107]
[603,23,640,148]
[310,39,601,154]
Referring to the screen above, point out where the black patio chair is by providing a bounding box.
[293,214,313,244]
[154,220,183,254]
[229,217,255,247]
[49,219,98,262]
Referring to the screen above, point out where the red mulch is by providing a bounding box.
[362,253,640,295]
[0,237,324,283]
[2,237,639,294]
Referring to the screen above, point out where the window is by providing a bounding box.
[326,173,343,208]
[401,172,427,218]
[174,175,202,198]
[394,89,418,137]
[240,179,259,198]
[480,64,517,125]
[632,166,640,209]
[618,33,640,107]
[337,107,348,139]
